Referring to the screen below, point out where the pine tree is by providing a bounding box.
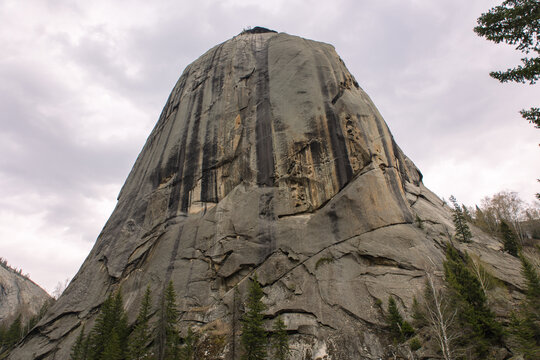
[500,220,519,256]
[178,326,197,360]
[443,244,502,357]
[450,195,472,243]
[129,286,153,360]
[474,0,540,127]
[158,281,180,360]
[70,326,88,360]
[102,331,122,360]
[111,290,129,358]
[510,254,540,359]
[87,290,129,360]
[5,315,22,348]
[0,325,6,349]
[241,274,267,360]
[521,254,540,310]
[386,296,414,342]
[88,293,114,359]
[271,316,289,360]
[462,204,472,222]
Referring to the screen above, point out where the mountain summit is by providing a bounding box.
[9,30,524,359]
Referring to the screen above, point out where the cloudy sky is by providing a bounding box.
[1,0,538,294]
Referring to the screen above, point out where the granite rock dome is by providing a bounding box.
[8,30,524,360]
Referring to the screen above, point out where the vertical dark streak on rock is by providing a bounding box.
[150,70,191,189]
[357,114,374,160]
[168,91,195,216]
[201,45,224,203]
[391,138,410,183]
[180,46,223,212]
[328,205,339,238]
[254,36,275,186]
[374,118,413,222]
[180,88,205,212]
[314,60,353,190]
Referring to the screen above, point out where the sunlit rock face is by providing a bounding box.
[9,28,524,360]
[0,264,51,327]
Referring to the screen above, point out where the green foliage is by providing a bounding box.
[450,195,472,243]
[87,290,129,360]
[0,300,52,353]
[409,337,422,351]
[0,325,5,350]
[521,107,540,128]
[159,281,180,360]
[462,204,473,222]
[241,274,267,360]
[128,286,153,360]
[475,0,540,84]
[178,326,197,360]
[386,296,414,342]
[521,254,540,307]
[70,326,88,360]
[475,0,540,127]
[4,315,22,349]
[411,296,426,328]
[500,220,520,256]
[509,254,540,359]
[271,316,289,360]
[444,245,502,357]
[102,331,122,360]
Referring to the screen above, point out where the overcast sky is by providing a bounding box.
[1,0,538,294]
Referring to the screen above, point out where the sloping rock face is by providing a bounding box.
[9,29,525,359]
[0,264,51,326]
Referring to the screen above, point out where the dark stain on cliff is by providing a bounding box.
[254,38,275,187]
[314,59,353,190]
[201,45,225,203]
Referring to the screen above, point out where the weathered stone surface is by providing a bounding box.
[8,30,528,359]
[0,264,51,326]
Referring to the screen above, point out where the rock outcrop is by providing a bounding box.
[0,263,51,327]
[8,28,526,359]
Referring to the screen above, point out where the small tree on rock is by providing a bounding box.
[386,296,414,342]
[450,195,472,243]
[509,254,540,359]
[87,290,129,360]
[241,274,267,360]
[70,325,88,360]
[179,326,197,360]
[5,315,22,348]
[272,316,289,360]
[500,220,519,256]
[444,244,502,357]
[129,286,153,360]
[157,281,180,360]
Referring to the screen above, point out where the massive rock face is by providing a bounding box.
[0,263,51,327]
[9,28,525,359]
